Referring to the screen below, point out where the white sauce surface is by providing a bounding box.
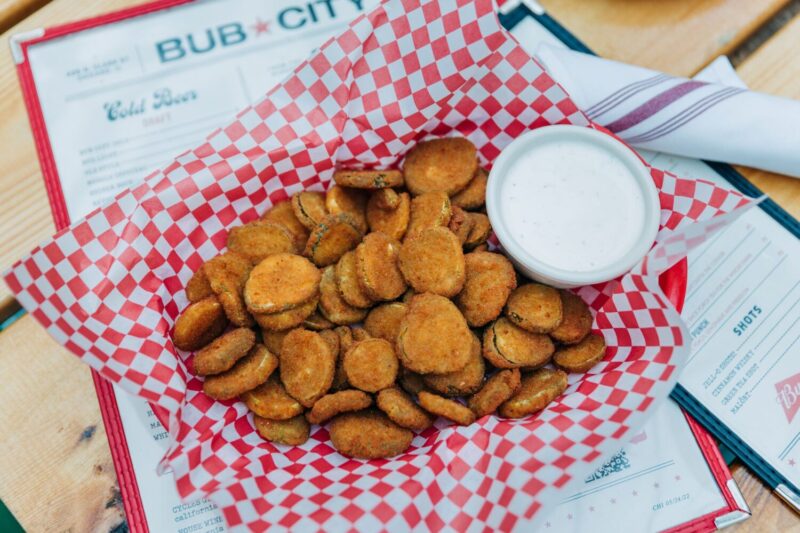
[500,137,646,272]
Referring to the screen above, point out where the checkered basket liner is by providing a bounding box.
[4,0,755,530]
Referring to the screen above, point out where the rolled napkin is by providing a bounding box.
[536,44,800,177]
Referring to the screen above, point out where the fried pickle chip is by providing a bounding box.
[364,302,407,343]
[463,213,491,250]
[330,327,351,391]
[304,213,362,267]
[397,293,472,374]
[483,317,554,369]
[366,191,410,241]
[329,410,413,459]
[372,188,400,210]
[244,253,321,313]
[280,328,336,407]
[423,332,484,396]
[173,296,228,351]
[205,252,254,327]
[398,369,427,396]
[291,191,328,230]
[325,185,368,233]
[351,327,371,342]
[451,167,488,210]
[550,291,593,344]
[254,415,309,446]
[506,283,563,333]
[319,328,341,360]
[203,344,278,400]
[448,205,474,244]
[261,328,291,355]
[242,374,304,419]
[399,227,466,297]
[262,200,310,250]
[227,220,297,263]
[376,387,434,431]
[334,250,375,308]
[472,243,489,253]
[401,288,416,303]
[193,327,256,376]
[319,265,368,325]
[343,338,399,393]
[303,310,334,331]
[333,169,404,189]
[185,266,213,303]
[456,252,517,327]
[253,296,318,331]
[355,232,407,301]
[498,368,567,419]
[334,325,354,352]
[403,137,478,196]
[405,192,451,241]
[553,333,606,373]
[306,390,373,424]
[418,391,476,425]
[467,368,521,418]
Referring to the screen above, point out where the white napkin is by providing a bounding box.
[536,44,800,178]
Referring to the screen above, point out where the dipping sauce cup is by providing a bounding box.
[486,125,660,288]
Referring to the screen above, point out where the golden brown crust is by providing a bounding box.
[550,291,593,345]
[202,344,278,400]
[553,333,606,373]
[372,188,400,210]
[397,293,472,374]
[450,168,487,210]
[448,205,474,244]
[334,250,375,308]
[456,252,517,327]
[280,328,336,407]
[343,338,399,393]
[291,191,328,230]
[364,302,407,343]
[253,296,318,331]
[423,332,485,396]
[376,387,434,431]
[243,374,304,419]
[498,368,567,418]
[261,328,291,355]
[463,213,491,250]
[333,169,404,189]
[304,213,363,267]
[303,311,334,331]
[262,200,309,250]
[366,191,411,241]
[227,221,297,263]
[329,410,413,459]
[418,391,475,425]
[204,252,254,327]
[506,283,563,333]
[483,317,554,369]
[355,232,407,301]
[254,415,309,446]
[319,329,341,360]
[405,192,451,241]
[185,266,214,303]
[244,253,321,313]
[398,369,427,397]
[399,227,466,297]
[319,266,368,325]
[325,185,368,233]
[403,137,477,196]
[467,368,521,418]
[193,327,256,376]
[172,296,228,351]
[306,390,373,425]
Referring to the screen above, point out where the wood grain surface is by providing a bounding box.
[0,0,49,31]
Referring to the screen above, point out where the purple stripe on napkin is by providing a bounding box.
[605,80,708,133]
[587,74,670,120]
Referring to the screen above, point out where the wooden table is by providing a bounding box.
[1,0,799,530]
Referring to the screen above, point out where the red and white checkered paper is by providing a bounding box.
[5,0,756,530]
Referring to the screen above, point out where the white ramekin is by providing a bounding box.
[486,125,660,288]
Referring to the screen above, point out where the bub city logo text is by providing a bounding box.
[155,0,366,63]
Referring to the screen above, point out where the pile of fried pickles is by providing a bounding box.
[171,137,606,459]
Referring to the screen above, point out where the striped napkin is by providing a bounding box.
[536,44,800,178]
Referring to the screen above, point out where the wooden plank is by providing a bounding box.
[732,463,800,532]
[0,0,50,33]
[0,314,123,532]
[0,0,144,316]
[735,12,800,219]
[540,0,791,77]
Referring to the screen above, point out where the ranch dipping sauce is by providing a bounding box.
[487,126,660,288]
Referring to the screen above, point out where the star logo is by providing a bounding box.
[589,506,595,512]
[789,459,796,467]
[632,490,638,496]
[251,18,271,36]
[610,498,616,504]
[654,482,660,488]
[675,475,682,481]
[567,514,573,520]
